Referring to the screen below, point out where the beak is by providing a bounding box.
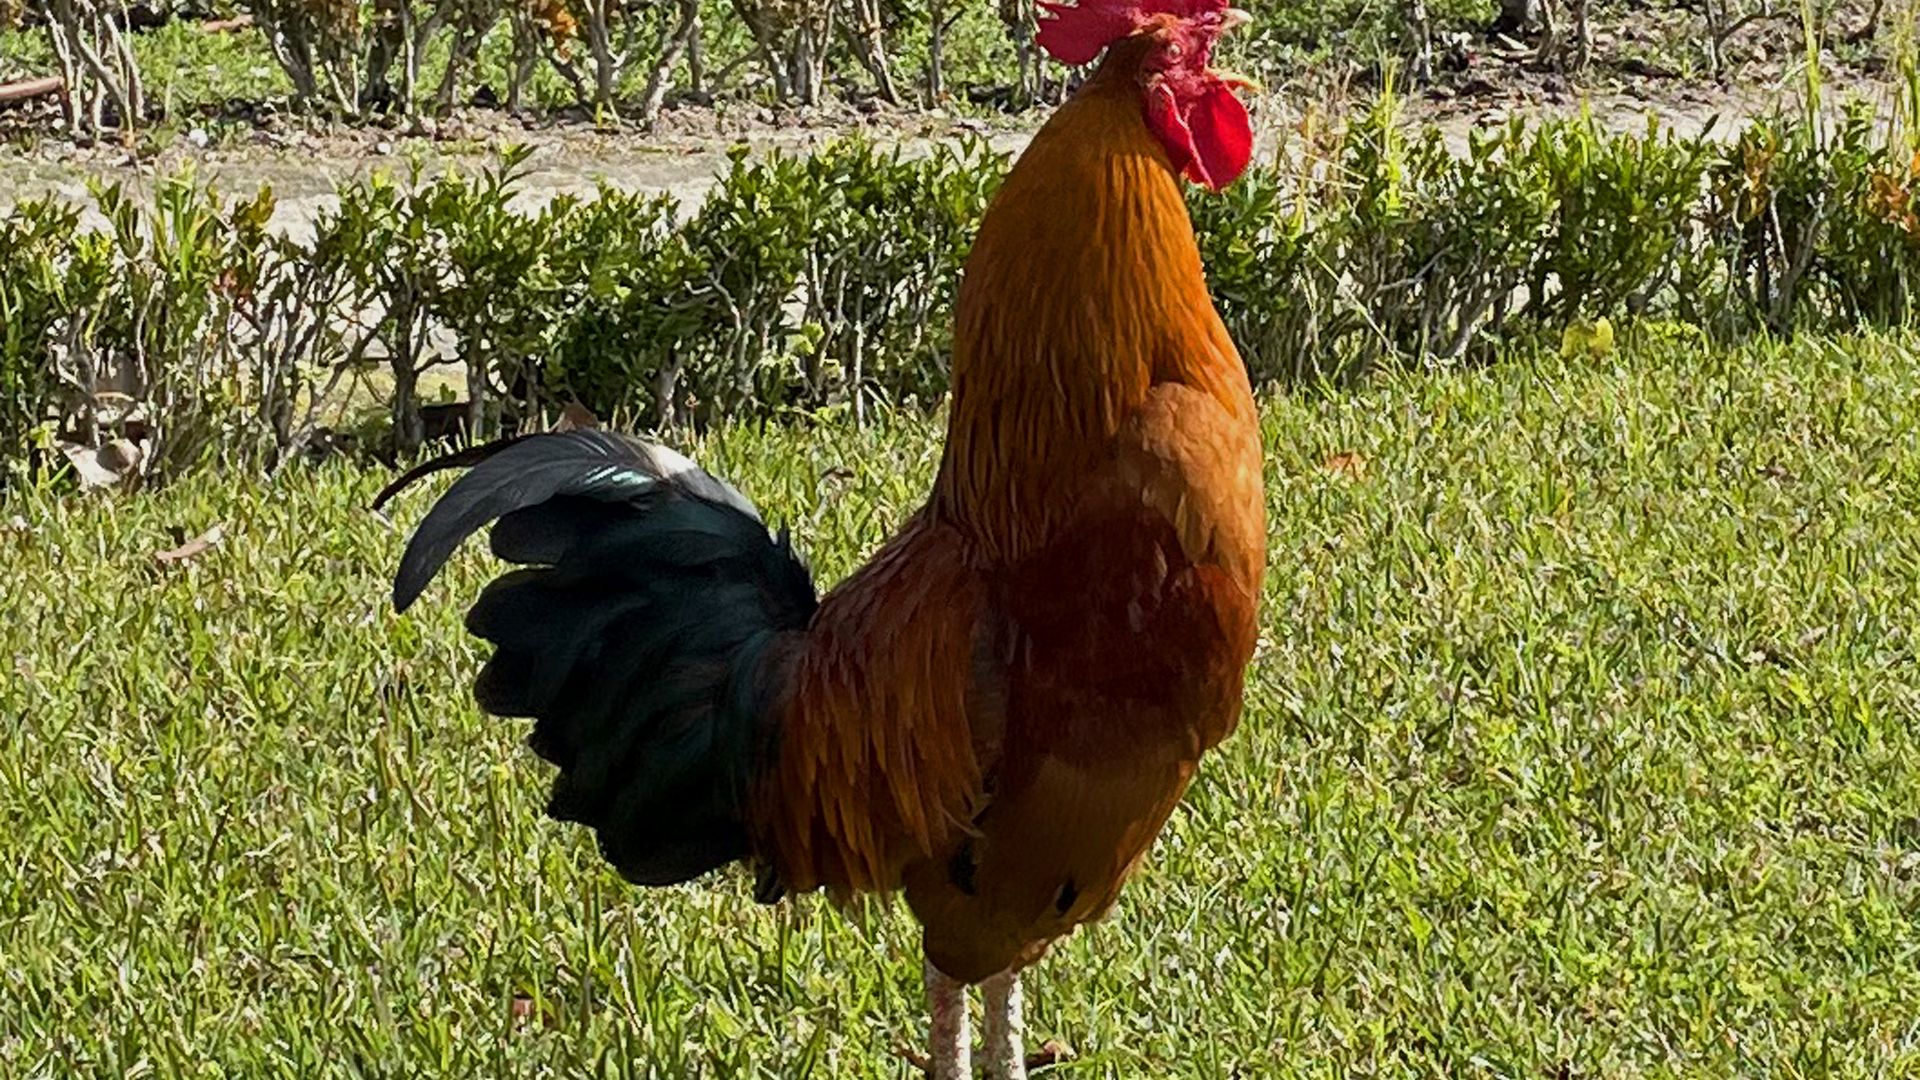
[1221,7,1253,31]
[1213,70,1263,93]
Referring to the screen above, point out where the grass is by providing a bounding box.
[0,19,290,109]
[4,330,1920,1077]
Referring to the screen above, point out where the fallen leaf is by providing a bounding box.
[1028,1039,1075,1067]
[508,993,564,1031]
[1561,317,1616,360]
[57,439,143,490]
[895,1042,932,1074]
[556,400,600,431]
[154,524,226,566]
[1321,450,1367,478]
[1590,316,1616,354]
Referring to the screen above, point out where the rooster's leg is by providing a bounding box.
[925,956,971,1080]
[982,968,1026,1080]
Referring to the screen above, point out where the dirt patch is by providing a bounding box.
[0,56,1904,239]
[1399,55,1905,153]
[0,101,1038,239]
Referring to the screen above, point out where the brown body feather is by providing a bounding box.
[753,36,1266,983]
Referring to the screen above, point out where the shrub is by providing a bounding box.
[0,200,81,462]
[78,177,276,477]
[1798,107,1920,328]
[541,138,1003,427]
[1529,114,1712,324]
[542,187,704,425]
[791,137,1003,414]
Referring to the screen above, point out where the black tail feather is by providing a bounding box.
[387,429,765,614]
[385,430,816,890]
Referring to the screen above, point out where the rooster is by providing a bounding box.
[378,2,1264,1076]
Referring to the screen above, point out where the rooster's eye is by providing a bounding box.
[1165,42,1184,61]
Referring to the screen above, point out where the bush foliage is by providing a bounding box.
[4,100,1920,484]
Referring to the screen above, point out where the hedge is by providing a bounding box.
[3,98,1919,484]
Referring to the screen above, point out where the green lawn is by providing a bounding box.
[5,331,1920,1077]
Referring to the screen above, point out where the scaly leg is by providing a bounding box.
[925,957,971,1080]
[982,968,1026,1080]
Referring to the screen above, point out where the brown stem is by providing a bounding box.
[687,8,705,96]
[637,0,698,124]
[842,0,898,104]
[927,0,944,103]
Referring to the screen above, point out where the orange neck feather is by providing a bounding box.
[931,43,1251,563]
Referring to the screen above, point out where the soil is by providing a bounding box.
[0,43,1906,239]
[0,98,1036,240]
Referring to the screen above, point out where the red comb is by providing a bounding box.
[1036,0,1230,65]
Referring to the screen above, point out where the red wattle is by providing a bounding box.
[1145,77,1251,190]
[1185,80,1253,191]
